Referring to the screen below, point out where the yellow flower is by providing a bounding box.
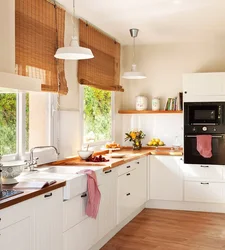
[130,132,136,140]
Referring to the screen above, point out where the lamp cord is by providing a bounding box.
[72,0,76,38]
[132,36,136,65]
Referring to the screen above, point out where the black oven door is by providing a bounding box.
[184,134,225,165]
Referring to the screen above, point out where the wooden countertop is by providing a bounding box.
[0,180,66,210]
[0,147,182,210]
[48,147,183,171]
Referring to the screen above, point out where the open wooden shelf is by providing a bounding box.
[118,110,183,114]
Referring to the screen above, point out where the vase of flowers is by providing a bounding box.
[125,130,145,150]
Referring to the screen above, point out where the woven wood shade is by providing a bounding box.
[78,19,124,92]
[15,0,68,95]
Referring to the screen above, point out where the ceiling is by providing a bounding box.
[57,0,225,45]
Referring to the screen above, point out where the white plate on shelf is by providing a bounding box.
[106,153,126,158]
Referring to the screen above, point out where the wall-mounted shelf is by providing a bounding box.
[118,110,183,114]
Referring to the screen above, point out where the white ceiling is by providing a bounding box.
[57,0,225,45]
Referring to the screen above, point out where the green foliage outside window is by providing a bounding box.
[0,93,17,155]
[84,86,112,143]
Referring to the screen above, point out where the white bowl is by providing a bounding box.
[1,161,26,184]
[77,150,93,160]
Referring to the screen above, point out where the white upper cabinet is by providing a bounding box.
[183,73,225,102]
[149,156,183,201]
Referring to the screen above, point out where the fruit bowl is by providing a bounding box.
[147,138,165,147]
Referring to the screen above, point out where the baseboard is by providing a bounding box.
[146,199,225,213]
[90,204,145,250]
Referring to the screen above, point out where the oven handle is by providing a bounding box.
[185,135,223,138]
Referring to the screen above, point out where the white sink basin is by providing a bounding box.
[18,165,105,200]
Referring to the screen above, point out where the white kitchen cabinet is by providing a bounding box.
[149,156,183,201]
[98,168,117,240]
[183,73,225,102]
[184,181,224,203]
[117,156,147,224]
[0,217,32,250]
[63,216,98,250]
[34,188,63,250]
[0,199,34,250]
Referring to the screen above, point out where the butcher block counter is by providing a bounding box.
[48,146,183,171]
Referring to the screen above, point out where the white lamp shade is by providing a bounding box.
[122,64,146,79]
[54,46,94,60]
[54,37,94,60]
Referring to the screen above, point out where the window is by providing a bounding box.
[82,86,114,144]
[0,92,54,161]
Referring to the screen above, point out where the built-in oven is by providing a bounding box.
[184,134,225,165]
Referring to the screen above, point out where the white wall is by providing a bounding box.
[114,42,225,147]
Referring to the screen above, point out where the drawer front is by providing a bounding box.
[97,168,117,186]
[0,198,34,230]
[182,164,223,180]
[118,162,135,176]
[118,169,136,196]
[63,192,88,232]
[184,181,224,203]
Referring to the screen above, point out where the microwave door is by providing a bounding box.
[184,135,225,165]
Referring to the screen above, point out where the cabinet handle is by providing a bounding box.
[126,165,131,168]
[201,182,209,185]
[200,165,209,168]
[136,162,140,164]
[44,193,52,198]
[126,173,131,176]
[126,193,131,196]
[104,170,112,174]
[81,193,87,198]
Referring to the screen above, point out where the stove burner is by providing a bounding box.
[0,190,24,201]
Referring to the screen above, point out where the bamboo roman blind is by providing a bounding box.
[15,0,68,95]
[78,19,124,92]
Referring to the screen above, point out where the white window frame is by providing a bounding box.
[80,85,115,149]
[1,92,57,164]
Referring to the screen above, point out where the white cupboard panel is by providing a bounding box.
[150,156,183,201]
[184,181,224,203]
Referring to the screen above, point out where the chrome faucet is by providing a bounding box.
[26,146,60,171]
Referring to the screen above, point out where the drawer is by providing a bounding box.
[97,168,117,186]
[184,181,224,203]
[0,198,34,230]
[118,162,135,176]
[63,192,88,232]
[182,164,223,180]
[118,169,136,196]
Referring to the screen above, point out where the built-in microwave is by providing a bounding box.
[184,102,225,134]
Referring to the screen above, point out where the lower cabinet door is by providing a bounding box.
[98,169,117,240]
[0,217,32,250]
[63,217,98,250]
[184,181,224,203]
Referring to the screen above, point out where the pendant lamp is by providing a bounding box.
[54,0,94,60]
[122,28,146,79]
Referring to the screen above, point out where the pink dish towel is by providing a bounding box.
[196,135,212,158]
[83,170,101,219]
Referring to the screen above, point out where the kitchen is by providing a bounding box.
[2,0,225,250]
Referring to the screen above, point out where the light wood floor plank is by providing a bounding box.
[101,209,225,250]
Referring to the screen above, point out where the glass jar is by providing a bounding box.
[152,97,160,111]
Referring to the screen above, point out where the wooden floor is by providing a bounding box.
[101,209,225,250]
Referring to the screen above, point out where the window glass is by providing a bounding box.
[83,86,112,143]
[0,93,17,155]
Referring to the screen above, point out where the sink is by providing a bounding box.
[17,165,105,200]
[40,165,103,174]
